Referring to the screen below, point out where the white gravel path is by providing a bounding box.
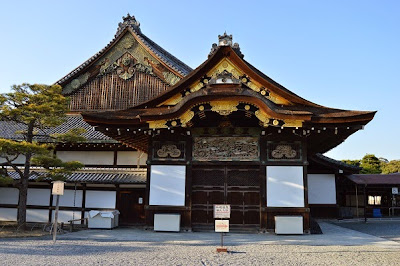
[0,222,399,265]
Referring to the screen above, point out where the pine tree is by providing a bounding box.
[0,84,84,229]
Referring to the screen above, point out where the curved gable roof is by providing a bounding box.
[56,14,192,94]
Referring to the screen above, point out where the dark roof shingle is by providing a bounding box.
[0,115,114,142]
[7,169,146,184]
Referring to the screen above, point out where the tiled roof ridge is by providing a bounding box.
[314,153,361,171]
[7,168,147,184]
[0,115,113,142]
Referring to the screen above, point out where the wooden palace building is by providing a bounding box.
[0,14,376,232]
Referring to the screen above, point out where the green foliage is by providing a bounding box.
[0,84,68,127]
[0,138,50,159]
[0,167,14,185]
[360,154,382,174]
[342,154,400,175]
[341,159,360,168]
[32,155,83,181]
[381,160,400,174]
[52,128,86,143]
[0,83,85,227]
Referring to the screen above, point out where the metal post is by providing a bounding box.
[53,195,60,243]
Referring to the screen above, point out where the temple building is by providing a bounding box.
[0,14,376,233]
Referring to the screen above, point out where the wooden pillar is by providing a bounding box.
[115,184,120,211]
[113,149,118,167]
[260,134,267,231]
[144,137,153,228]
[364,184,367,223]
[48,182,54,223]
[302,137,310,233]
[183,133,192,231]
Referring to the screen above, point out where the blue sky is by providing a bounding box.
[0,0,399,160]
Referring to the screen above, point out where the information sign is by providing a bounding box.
[52,181,65,195]
[392,187,399,195]
[214,204,231,219]
[215,220,229,232]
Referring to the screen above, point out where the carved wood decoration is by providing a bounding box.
[152,141,185,161]
[267,141,302,161]
[157,145,181,158]
[193,137,259,161]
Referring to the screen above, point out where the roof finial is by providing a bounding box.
[116,13,141,36]
[218,32,232,46]
[209,32,244,58]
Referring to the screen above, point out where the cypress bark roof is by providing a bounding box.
[83,45,376,126]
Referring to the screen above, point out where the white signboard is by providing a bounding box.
[215,220,229,232]
[214,205,231,219]
[392,187,399,195]
[52,181,65,195]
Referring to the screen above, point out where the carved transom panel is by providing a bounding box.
[152,141,185,161]
[157,145,181,158]
[267,141,302,161]
[193,137,259,161]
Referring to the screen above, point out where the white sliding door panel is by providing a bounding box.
[53,189,83,207]
[26,209,49,223]
[27,188,50,206]
[308,174,336,204]
[267,166,304,207]
[0,188,19,204]
[149,165,186,206]
[0,208,17,221]
[85,191,116,209]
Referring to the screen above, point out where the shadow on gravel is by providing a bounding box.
[330,220,400,242]
[0,242,150,256]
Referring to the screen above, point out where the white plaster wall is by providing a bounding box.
[27,188,50,206]
[52,189,83,207]
[0,155,26,164]
[57,151,114,165]
[117,151,148,166]
[0,208,17,221]
[307,174,337,204]
[149,165,186,206]
[0,187,19,204]
[26,209,49,223]
[51,210,82,224]
[85,191,116,209]
[267,166,304,207]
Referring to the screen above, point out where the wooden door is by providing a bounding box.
[191,166,260,226]
[227,168,260,225]
[118,189,145,225]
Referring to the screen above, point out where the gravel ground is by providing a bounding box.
[0,222,399,265]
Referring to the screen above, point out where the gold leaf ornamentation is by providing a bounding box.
[210,101,238,116]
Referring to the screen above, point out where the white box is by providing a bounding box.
[154,214,180,232]
[88,210,119,229]
[275,216,303,235]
